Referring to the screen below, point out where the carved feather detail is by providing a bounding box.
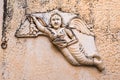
[69,18,94,36]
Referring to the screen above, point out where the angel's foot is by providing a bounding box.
[93,54,101,60]
[94,58,105,72]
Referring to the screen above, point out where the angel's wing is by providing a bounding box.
[69,18,94,36]
[69,18,99,57]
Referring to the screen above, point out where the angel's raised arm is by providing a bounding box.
[31,16,50,34]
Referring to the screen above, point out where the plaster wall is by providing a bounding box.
[0,0,120,80]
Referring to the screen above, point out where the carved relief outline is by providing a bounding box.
[15,9,105,71]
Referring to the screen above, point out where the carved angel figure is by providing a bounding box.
[15,10,104,71]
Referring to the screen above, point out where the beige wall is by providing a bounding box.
[0,0,3,80]
[0,0,120,80]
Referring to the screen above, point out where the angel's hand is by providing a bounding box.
[30,15,36,19]
[30,15,38,23]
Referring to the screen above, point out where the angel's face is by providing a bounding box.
[50,14,62,29]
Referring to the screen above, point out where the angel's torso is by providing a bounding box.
[46,27,71,42]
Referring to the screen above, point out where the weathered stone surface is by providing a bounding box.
[0,0,120,80]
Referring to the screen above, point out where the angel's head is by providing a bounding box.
[50,13,63,29]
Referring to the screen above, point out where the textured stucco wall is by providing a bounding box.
[0,0,120,80]
[0,0,3,80]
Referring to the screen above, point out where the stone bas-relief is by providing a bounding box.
[15,10,104,71]
[1,0,120,80]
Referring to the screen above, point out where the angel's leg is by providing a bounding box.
[67,43,105,71]
[60,48,80,66]
[67,43,94,65]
